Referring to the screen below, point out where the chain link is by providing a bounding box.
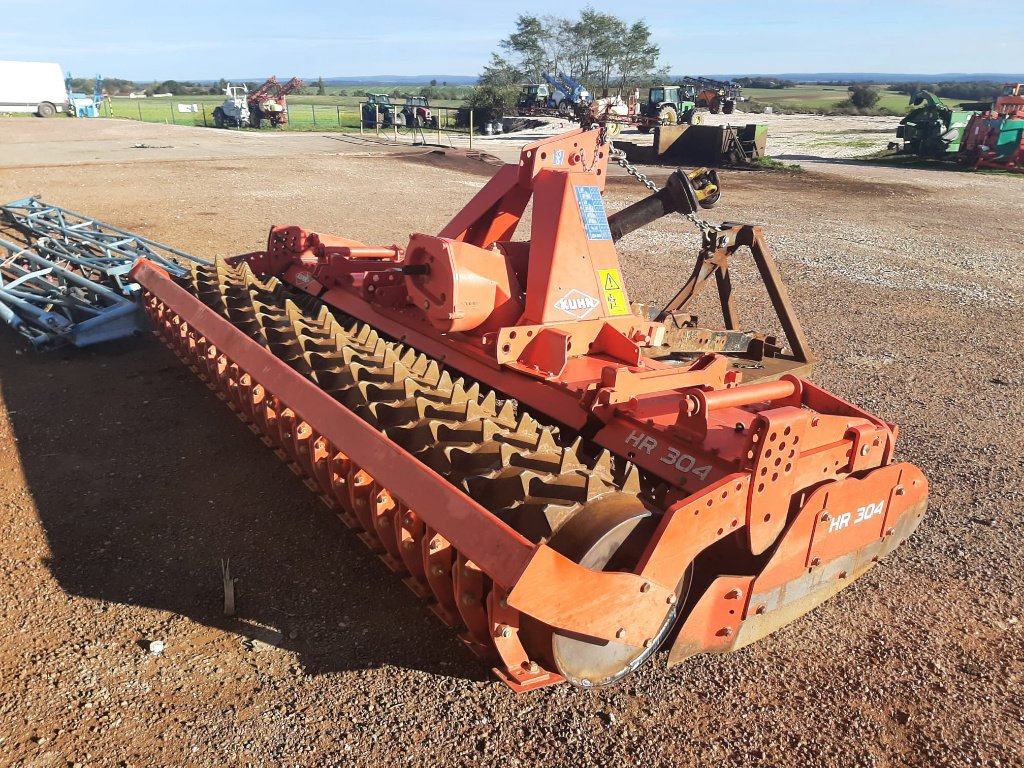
[608,143,718,235]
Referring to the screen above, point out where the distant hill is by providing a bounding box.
[701,72,1023,83]
[182,75,478,86]
[321,75,477,86]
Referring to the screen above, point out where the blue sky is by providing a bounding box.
[1,0,1019,80]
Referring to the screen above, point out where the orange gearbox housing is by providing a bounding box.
[403,233,524,334]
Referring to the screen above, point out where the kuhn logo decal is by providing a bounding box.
[554,289,600,319]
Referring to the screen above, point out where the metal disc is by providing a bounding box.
[544,497,692,688]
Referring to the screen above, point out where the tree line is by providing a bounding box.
[890,81,1003,102]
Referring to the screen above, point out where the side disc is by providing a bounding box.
[543,497,692,688]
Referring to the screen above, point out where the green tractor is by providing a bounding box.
[361,94,395,128]
[894,91,976,157]
[637,86,698,134]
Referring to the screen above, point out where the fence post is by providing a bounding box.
[360,103,364,135]
[437,110,441,145]
[336,105,341,128]
[312,104,317,128]
[394,115,398,143]
[202,104,208,128]
[469,109,473,150]
[137,101,143,122]
[170,102,175,125]
[375,105,380,137]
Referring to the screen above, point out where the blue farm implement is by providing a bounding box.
[0,198,209,348]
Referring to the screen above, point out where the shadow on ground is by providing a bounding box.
[0,325,484,682]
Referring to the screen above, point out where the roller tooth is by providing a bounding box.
[480,390,496,414]
[168,264,654,685]
[531,427,559,453]
[557,444,585,474]
[515,412,538,435]
[619,464,641,494]
[496,400,517,425]
[592,449,614,478]
[464,471,534,507]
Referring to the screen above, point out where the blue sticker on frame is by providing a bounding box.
[574,186,612,241]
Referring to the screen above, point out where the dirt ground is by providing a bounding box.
[0,118,1022,768]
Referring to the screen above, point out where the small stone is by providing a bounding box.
[147,639,165,655]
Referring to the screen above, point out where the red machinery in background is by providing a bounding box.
[248,76,304,128]
[131,128,927,690]
[960,83,1024,173]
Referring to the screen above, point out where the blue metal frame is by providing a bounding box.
[0,198,210,349]
[1,197,210,294]
[0,236,141,348]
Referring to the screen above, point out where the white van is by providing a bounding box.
[0,61,70,117]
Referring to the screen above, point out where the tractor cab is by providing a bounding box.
[362,93,395,128]
[638,86,697,131]
[213,83,250,128]
[401,96,435,127]
[517,84,551,112]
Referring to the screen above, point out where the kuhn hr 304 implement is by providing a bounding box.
[130,128,927,691]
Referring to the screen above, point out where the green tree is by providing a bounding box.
[616,21,659,93]
[474,54,522,111]
[316,76,326,96]
[488,10,661,98]
[500,14,548,82]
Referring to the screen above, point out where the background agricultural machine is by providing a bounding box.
[517,73,591,117]
[128,127,926,691]
[635,86,698,133]
[959,83,1024,173]
[213,83,250,128]
[212,76,303,129]
[247,76,304,128]
[361,94,396,128]
[65,73,104,118]
[0,198,207,347]
[893,91,976,157]
[679,76,740,115]
[398,96,437,128]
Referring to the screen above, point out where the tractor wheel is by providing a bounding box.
[251,114,261,129]
[659,106,678,125]
[558,100,570,116]
[213,107,225,129]
[723,99,736,115]
[606,122,622,137]
[36,102,56,118]
[688,111,704,126]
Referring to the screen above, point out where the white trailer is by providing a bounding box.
[0,61,69,117]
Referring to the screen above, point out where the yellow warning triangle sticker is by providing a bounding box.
[603,272,621,290]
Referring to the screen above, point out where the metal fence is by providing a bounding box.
[101,99,476,147]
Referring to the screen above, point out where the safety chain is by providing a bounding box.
[607,142,719,235]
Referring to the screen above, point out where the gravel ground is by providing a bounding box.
[0,119,1022,767]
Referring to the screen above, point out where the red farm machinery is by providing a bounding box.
[248,76,304,128]
[960,83,1024,173]
[130,127,927,690]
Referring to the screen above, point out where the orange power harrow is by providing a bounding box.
[130,128,927,691]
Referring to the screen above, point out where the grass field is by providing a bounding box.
[741,84,910,113]
[57,83,914,130]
